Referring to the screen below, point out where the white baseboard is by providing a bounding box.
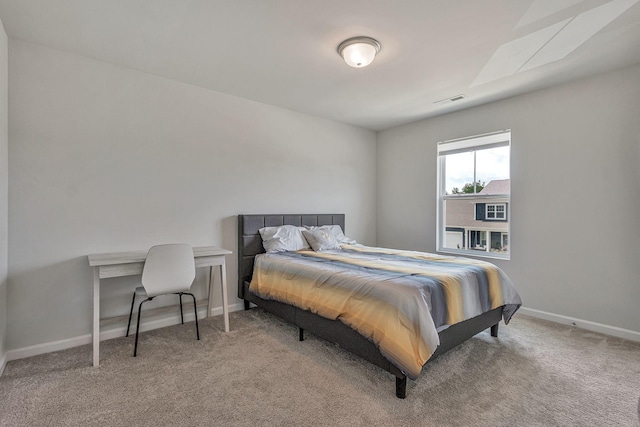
[5,303,245,363]
[518,307,640,343]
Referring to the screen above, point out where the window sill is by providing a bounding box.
[437,248,510,261]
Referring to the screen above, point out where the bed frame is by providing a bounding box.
[238,214,503,398]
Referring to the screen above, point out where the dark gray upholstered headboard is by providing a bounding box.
[237,214,345,299]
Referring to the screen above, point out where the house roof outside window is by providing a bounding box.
[479,179,510,195]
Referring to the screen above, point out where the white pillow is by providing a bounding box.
[304,225,356,245]
[302,228,341,251]
[259,225,310,253]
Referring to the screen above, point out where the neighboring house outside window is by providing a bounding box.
[444,179,509,254]
[437,131,510,259]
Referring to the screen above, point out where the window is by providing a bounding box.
[437,131,510,259]
[486,204,506,220]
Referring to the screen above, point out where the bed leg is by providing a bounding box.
[244,300,250,311]
[299,328,304,341]
[490,322,499,337]
[395,375,407,399]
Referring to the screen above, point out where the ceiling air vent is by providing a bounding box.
[434,94,466,105]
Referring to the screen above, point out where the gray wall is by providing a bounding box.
[6,35,640,355]
[377,63,640,333]
[0,18,7,368]
[7,40,377,351]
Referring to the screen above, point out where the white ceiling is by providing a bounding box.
[0,0,639,131]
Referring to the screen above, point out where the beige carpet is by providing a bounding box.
[1,309,639,426]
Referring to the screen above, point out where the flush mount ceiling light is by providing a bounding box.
[337,36,381,68]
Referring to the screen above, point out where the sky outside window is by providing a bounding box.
[444,146,510,194]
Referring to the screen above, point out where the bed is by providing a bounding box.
[237,214,521,398]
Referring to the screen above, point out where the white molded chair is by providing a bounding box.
[125,244,199,356]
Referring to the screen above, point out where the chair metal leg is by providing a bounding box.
[134,297,153,357]
[185,292,200,340]
[126,292,137,337]
[179,293,184,324]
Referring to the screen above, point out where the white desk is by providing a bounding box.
[88,246,232,367]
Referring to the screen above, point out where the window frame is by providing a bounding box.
[436,130,511,260]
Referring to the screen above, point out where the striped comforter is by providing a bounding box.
[249,245,521,380]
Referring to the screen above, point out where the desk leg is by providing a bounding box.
[92,268,100,367]
[207,266,214,318]
[220,259,229,332]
